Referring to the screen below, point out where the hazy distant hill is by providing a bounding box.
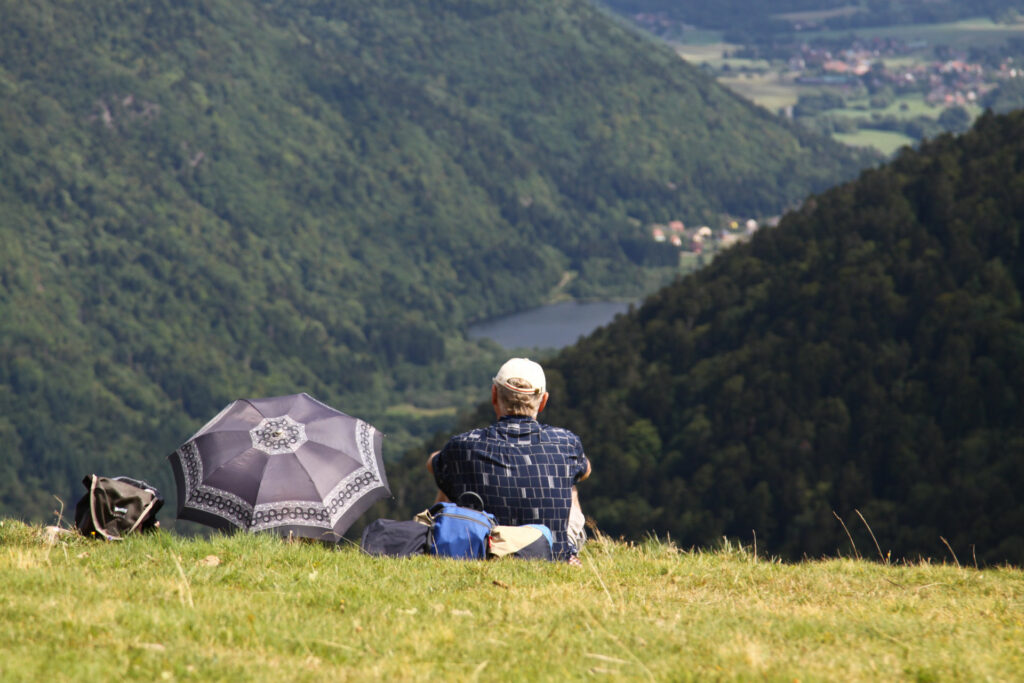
[529,111,1023,565]
[0,0,872,521]
[601,0,1021,38]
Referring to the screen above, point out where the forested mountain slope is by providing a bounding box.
[389,111,1024,564]
[0,0,873,520]
[535,111,1024,565]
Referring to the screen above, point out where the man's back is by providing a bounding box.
[432,415,589,559]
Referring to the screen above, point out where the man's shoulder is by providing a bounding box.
[536,422,578,436]
[443,427,489,448]
[537,423,583,445]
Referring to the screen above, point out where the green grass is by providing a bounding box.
[834,129,917,156]
[802,17,1024,50]
[673,43,728,64]
[2,521,1022,681]
[771,6,865,24]
[831,96,939,120]
[717,72,804,111]
[672,29,727,46]
[673,43,774,80]
[383,403,458,419]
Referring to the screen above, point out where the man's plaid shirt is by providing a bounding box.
[433,415,589,559]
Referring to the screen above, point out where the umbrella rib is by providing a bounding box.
[249,452,333,531]
[258,453,320,502]
[201,447,268,483]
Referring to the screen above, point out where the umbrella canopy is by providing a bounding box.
[168,393,389,542]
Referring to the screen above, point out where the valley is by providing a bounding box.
[626,9,1024,155]
[0,0,873,525]
[2,1,1022,565]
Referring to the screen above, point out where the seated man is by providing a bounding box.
[427,358,591,562]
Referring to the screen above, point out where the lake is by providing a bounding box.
[467,300,634,350]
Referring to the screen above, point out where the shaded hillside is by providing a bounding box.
[0,0,873,521]
[388,111,1024,564]
[541,110,1024,564]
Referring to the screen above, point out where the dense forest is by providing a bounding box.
[385,111,1024,566]
[0,0,873,522]
[547,111,1024,565]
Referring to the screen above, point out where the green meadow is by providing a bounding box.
[2,520,1021,681]
[833,129,918,156]
[716,72,803,111]
[830,96,939,120]
[771,6,865,24]
[383,403,459,419]
[801,17,1024,51]
[674,43,771,71]
[673,16,1024,154]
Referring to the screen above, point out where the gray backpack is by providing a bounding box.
[74,475,164,540]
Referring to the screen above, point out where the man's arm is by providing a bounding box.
[427,450,452,503]
[578,457,592,482]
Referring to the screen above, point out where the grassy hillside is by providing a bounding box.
[1,520,1021,681]
[0,0,875,522]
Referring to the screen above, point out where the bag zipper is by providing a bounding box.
[436,511,494,528]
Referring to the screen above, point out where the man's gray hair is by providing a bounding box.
[496,378,544,416]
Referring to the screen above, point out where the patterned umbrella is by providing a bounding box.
[168,393,389,542]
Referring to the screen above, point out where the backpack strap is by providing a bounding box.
[88,475,118,541]
[126,496,159,535]
[456,491,485,511]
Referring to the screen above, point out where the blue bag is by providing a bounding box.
[427,501,496,559]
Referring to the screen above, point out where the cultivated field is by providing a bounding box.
[673,17,1024,154]
[833,129,918,156]
[2,520,1021,681]
[802,17,1024,50]
[771,6,864,24]
[716,71,804,111]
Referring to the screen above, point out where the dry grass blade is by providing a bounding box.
[833,510,861,560]
[584,608,655,682]
[586,653,629,665]
[171,552,194,608]
[586,555,616,608]
[913,582,946,593]
[470,660,488,681]
[51,496,67,530]
[939,536,961,568]
[855,509,887,565]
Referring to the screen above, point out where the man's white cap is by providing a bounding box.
[493,357,546,395]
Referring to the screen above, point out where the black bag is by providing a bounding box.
[360,492,551,561]
[74,475,164,540]
[360,519,430,557]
